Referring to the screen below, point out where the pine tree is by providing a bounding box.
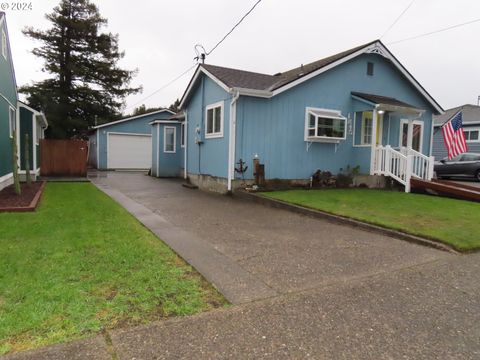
[20,0,141,138]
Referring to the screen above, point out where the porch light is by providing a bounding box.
[378,110,385,114]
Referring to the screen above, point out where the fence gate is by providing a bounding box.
[40,139,88,177]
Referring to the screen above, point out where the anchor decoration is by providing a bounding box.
[235,159,248,175]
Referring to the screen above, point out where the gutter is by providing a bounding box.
[227,90,240,192]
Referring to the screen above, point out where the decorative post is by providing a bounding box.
[369,108,378,175]
[25,133,31,184]
[11,130,21,195]
[427,156,435,181]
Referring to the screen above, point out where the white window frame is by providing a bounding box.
[464,127,480,143]
[180,122,185,147]
[304,107,347,142]
[1,30,7,60]
[360,112,373,145]
[164,126,176,153]
[205,101,224,139]
[8,106,15,138]
[399,119,424,152]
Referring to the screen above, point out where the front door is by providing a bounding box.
[400,120,423,152]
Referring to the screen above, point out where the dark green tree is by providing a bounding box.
[20,0,141,138]
[168,98,180,113]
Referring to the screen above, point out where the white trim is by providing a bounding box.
[32,112,37,171]
[107,131,152,137]
[0,172,13,183]
[149,120,180,125]
[96,130,100,168]
[156,124,160,177]
[180,122,185,148]
[8,105,15,138]
[163,126,176,153]
[463,127,480,143]
[228,91,240,192]
[180,41,443,115]
[370,108,378,175]
[205,101,224,139]
[184,110,188,179]
[429,115,435,157]
[93,109,175,129]
[360,111,373,145]
[399,119,424,153]
[1,29,7,60]
[304,107,347,142]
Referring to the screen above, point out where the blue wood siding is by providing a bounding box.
[185,76,231,178]
[0,17,17,178]
[234,53,436,180]
[96,111,171,169]
[151,123,183,177]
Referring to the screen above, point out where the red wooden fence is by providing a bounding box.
[40,139,88,177]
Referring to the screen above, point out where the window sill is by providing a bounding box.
[205,133,223,139]
[305,137,344,143]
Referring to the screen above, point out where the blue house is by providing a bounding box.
[90,109,174,170]
[0,12,18,190]
[432,104,480,160]
[164,40,444,193]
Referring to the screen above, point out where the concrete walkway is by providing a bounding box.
[5,172,480,359]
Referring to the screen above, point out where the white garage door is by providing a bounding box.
[107,133,152,169]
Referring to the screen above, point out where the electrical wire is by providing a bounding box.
[380,0,415,39]
[205,0,263,55]
[387,17,480,45]
[125,64,197,112]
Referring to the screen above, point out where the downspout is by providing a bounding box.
[227,90,240,192]
[184,110,188,179]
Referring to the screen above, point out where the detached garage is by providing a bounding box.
[91,109,174,170]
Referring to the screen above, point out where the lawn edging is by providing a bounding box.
[0,181,46,213]
[235,190,459,254]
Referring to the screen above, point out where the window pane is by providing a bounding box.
[165,128,175,152]
[316,117,345,138]
[309,114,316,128]
[362,117,372,144]
[402,123,408,147]
[469,130,478,141]
[214,107,221,133]
[412,124,421,151]
[206,109,213,134]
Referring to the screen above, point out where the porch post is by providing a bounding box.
[407,119,413,150]
[369,108,378,175]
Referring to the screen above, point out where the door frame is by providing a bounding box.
[399,119,424,153]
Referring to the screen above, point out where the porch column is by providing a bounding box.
[369,108,378,175]
[407,119,413,150]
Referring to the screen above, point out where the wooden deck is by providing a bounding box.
[410,178,480,202]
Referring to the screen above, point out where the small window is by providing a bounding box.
[361,112,373,145]
[180,123,185,147]
[367,62,374,76]
[465,129,479,143]
[205,102,223,138]
[164,126,176,153]
[1,30,7,59]
[305,108,346,141]
[9,107,15,138]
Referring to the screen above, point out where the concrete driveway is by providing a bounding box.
[90,171,449,300]
[6,171,480,360]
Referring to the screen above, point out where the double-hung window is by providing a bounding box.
[361,112,373,145]
[305,107,346,142]
[164,126,176,153]
[205,101,223,138]
[8,107,15,138]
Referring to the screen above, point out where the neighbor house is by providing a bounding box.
[155,40,444,193]
[432,104,480,159]
[90,109,175,170]
[0,12,18,191]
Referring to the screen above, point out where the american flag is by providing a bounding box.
[441,111,468,160]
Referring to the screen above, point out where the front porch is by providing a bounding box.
[352,92,435,192]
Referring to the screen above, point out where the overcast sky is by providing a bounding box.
[4,0,480,113]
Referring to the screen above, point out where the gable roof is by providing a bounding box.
[93,109,175,129]
[180,40,443,114]
[433,104,480,127]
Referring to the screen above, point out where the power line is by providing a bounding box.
[205,0,263,56]
[380,0,415,39]
[387,17,480,45]
[125,64,197,112]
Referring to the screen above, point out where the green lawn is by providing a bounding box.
[0,183,226,355]
[262,189,480,252]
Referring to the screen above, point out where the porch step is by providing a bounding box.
[411,178,480,202]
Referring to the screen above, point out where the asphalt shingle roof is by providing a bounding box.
[433,104,480,126]
[201,40,378,92]
[351,91,420,109]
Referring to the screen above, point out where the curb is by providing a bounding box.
[235,190,459,254]
[0,181,46,213]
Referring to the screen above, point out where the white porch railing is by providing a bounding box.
[374,145,434,192]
